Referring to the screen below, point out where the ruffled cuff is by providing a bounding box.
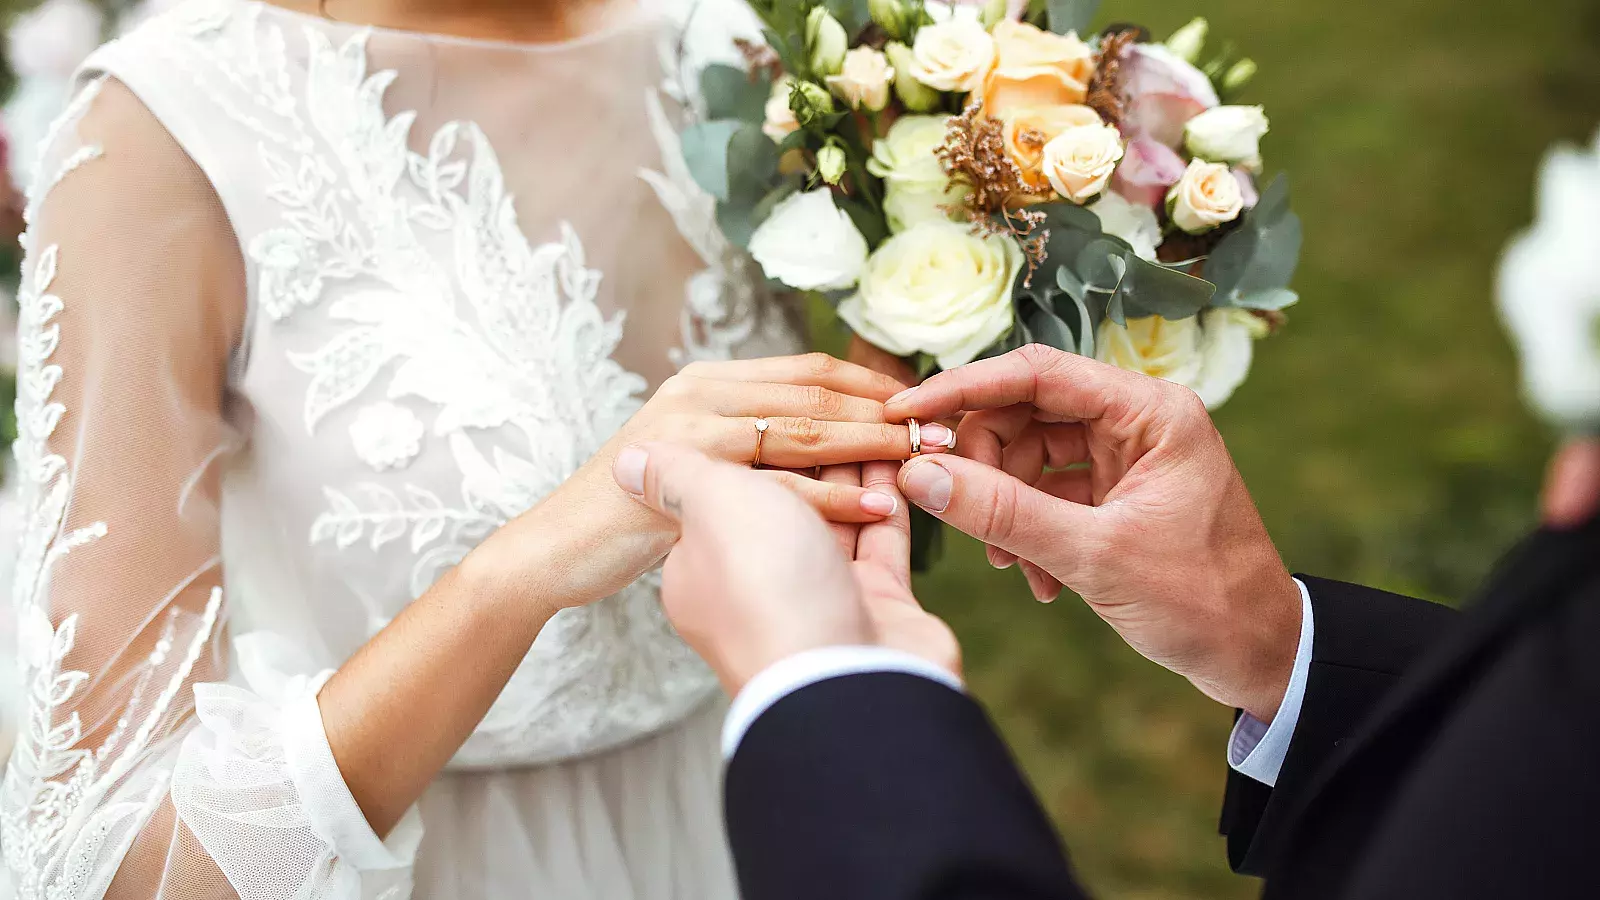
[280,672,423,871]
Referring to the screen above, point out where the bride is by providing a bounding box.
[0,0,945,897]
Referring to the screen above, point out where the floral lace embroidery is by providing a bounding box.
[156,2,717,760]
[348,402,424,472]
[1,239,225,899]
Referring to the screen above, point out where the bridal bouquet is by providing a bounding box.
[683,0,1302,407]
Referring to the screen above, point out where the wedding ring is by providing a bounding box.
[908,418,923,456]
[752,418,770,468]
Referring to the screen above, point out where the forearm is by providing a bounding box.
[318,476,661,835]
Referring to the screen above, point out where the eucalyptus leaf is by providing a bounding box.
[1046,0,1101,35]
[1116,255,1217,320]
[1208,175,1303,305]
[726,123,782,205]
[1025,306,1077,354]
[701,64,772,124]
[822,0,872,34]
[1233,288,1300,311]
[680,120,743,201]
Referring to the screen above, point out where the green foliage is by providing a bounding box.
[1046,0,1102,35]
[700,64,771,124]
[1207,175,1303,310]
[1007,203,1217,359]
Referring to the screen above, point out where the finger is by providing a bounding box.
[1543,438,1600,529]
[855,461,911,578]
[898,454,1096,580]
[677,379,889,424]
[955,405,1038,469]
[718,417,955,468]
[1036,467,1094,505]
[884,345,1156,424]
[760,468,896,523]
[987,545,1018,570]
[682,352,908,402]
[820,463,865,555]
[1018,559,1064,603]
[1042,423,1089,468]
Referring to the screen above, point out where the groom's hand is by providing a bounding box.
[885,345,1301,722]
[613,443,957,695]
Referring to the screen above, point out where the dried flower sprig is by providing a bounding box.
[735,37,785,83]
[1086,30,1137,128]
[937,103,1050,284]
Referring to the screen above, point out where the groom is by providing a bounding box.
[614,344,1600,900]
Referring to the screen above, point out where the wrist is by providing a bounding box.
[1233,571,1304,723]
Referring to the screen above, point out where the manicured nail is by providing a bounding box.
[900,458,952,513]
[860,491,898,516]
[888,386,918,405]
[920,422,956,449]
[614,446,648,495]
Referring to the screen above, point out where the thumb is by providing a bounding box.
[614,441,774,530]
[898,455,1096,581]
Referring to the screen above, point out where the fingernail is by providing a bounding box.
[614,446,648,495]
[888,386,918,405]
[900,458,952,513]
[860,491,898,516]
[920,422,957,449]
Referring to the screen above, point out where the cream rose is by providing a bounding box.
[1041,122,1124,204]
[1168,158,1244,233]
[907,20,996,93]
[749,188,869,291]
[1095,309,1259,409]
[827,46,896,112]
[983,21,1097,115]
[1184,105,1270,167]
[868,114,969,231]
[1000,104,1103,192]
[762,77,799,143]
[838,220,1023,368]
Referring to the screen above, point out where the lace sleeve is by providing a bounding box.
[2,77,417,900]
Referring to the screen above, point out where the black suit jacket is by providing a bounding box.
[724,517,1600,900]
[1221,515,1600,899]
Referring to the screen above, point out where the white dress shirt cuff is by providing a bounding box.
[722,646,965,758]
[1227,578,1315,787]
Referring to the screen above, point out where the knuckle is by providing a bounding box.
[806,384,845,419]
[978,477,1021,544]
[803,352,838,380]
[785,417,828,448]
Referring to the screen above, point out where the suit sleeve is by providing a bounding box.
[724,672,1091,900]
[1220,577,1460,875]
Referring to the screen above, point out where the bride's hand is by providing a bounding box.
[471,353,953,613]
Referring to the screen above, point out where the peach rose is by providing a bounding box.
[1000,104,1103,192]
[1168,158,1244,233]
[1041,122,1124,204]
[983,20,1096,115]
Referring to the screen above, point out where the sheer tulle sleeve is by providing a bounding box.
[1,77,418,900]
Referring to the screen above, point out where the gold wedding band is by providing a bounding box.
[908,418,923,455]
[752,418,770,468]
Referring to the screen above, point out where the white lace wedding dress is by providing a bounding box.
[0,1,802,897]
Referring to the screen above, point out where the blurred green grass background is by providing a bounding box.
[811,1,1600,896]
[1,0,1596,897]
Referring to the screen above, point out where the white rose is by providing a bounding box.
[908,20,996,93]
[868,114,969,231]
[1095,309,1259,409]
[762,77,799,143]
[749,188,870,291]
[1168,158,1244,233]
[827,46,896,112]
[838,220,1022,368]
[1090,191,1161,261]
[1041,122,1125,204]
[1184,105,1270,166]
[1496,129,1600,430]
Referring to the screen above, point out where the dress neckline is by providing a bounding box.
[247,0,658,54]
